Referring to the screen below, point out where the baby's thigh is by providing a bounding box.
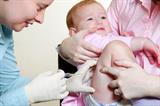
[91,41,137,103]
[95,40,136,72]
[103,40,136,65]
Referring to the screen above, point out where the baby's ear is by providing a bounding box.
[69,27,77,36]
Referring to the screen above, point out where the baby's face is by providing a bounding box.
[73,3,111,35]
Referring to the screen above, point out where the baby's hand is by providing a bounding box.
[143,38,160,66]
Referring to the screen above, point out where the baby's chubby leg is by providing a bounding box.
[91,40,136,104]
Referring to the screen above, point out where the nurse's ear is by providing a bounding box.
[69,27,77,36]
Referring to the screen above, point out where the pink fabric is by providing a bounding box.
[62,93,84,106]
[84,33,132,50]
[107,0,160,75]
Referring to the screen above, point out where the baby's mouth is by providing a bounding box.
[97,27,105,31]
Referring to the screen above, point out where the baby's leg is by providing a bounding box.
[91,40,137,104]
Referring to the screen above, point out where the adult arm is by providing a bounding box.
[0,70,69,106]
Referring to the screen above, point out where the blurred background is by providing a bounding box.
[13,0,112,106]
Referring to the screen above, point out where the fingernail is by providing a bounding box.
[100,67,107,72]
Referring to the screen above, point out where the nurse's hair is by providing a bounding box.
[66,0,101,29]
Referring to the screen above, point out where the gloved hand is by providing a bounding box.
[24,70,69,104]
[66,60,97,93]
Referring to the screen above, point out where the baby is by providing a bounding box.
[62,0,160,106]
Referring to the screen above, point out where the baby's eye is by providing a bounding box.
[101,16,106,19]
[87,17,93,21]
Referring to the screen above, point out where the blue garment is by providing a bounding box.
[0,25,31,106]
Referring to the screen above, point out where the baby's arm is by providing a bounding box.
[131,37,160,65]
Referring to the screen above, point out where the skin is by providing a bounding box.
[0,0,53,32]
[60,28,102,64]
[92,41,136,103]
[69,3,112,36]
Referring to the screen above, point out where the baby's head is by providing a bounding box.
[66,0,112,36]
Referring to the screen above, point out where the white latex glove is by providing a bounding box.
[24,70,69,104]
[66,60,97,93]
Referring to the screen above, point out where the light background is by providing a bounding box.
[13,0,112,106]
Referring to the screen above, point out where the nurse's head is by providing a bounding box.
[0,0,54,32]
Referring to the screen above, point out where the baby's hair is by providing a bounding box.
[66,0,100,29]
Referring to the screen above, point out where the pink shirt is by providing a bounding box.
[107,0,160,75]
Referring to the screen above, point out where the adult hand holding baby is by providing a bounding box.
[60,29,101,64]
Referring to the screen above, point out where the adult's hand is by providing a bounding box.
[66,60,97,93]
[59,29,102,64]
[25,70,69,104]
[101,60,160,99]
